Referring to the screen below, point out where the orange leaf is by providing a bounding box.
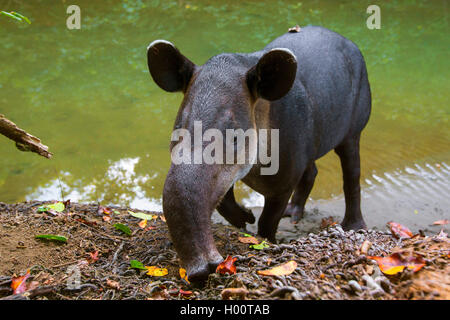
[216,256,237,275]
[11,270,31,294]
[179,268,190,284]
[102,215,111,222]
[238,236,259,244]
[257,260,297,276]
[387,222,413,239]
[320,216,337,229]
[368,251,426,275]
[138,219,148,229]
[160,215,166,222]
[88,250,99,264]
[433,220,449,225]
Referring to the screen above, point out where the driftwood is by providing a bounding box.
[0,114,52,158]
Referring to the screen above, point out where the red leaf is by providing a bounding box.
[388,222,413,239]
[216,256,237,275]
[11,270,31,294]
[368,251,426,275]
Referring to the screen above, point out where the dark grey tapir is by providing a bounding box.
[147,26,371,282]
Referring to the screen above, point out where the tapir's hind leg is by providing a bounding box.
[217,185,255,229]
[335,135,367,230]
[283,162,318,223]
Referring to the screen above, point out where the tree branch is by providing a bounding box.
[0,114,52,159]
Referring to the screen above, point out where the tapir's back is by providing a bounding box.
[264,26,371,157]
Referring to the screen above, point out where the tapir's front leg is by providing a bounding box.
[216,186,255,228]
[258,191,292,242]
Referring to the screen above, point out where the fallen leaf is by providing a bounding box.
[145,266,168,277]
[179,289,193,297]
[238,236,259,244]
[257,260,297,276]
[11,270,31,294]
[130,260,147,270]
[169,288,193,297]
[160,215,166,222]
[37,202,65,215]
[138,219,148,229]
[179,268,190,283]
[88,251,99,264]
[320,216,337,229]
[388,222,413,239]
[368,251,426,275]
[106,279,120,290]
[433,220,449,226]
[113,223,131,236]
[359,240,372,255]
[102,215,111,222]
[35,234,67,243]
[216,256,237,275]
[128,210,158,221]
[221,287,249,300]
[75,218,97,226]
[249,240,269,250]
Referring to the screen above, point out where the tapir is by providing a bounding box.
[147,26,371,282]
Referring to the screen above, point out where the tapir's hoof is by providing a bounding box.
[341,219,367,231]
[283,203,304,224]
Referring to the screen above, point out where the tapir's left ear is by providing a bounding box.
[147,40,196,93]
[246,48,297,101]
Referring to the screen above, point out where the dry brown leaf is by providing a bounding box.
[238,236,259,244]
[221,287,249,300]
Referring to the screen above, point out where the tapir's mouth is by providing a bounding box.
[186,256,224,284]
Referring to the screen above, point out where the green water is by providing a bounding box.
[1,0,449,209]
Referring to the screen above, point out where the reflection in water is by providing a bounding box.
[26,157,163,211]
[0,0,449,211]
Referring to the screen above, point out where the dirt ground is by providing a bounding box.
[0,201,448,300]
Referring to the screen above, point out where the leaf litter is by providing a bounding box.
[0,201,448,300]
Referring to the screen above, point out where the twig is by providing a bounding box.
[0,286,55,300]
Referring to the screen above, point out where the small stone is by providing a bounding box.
[348,280,362,293]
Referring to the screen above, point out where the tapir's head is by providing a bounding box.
[147,40,297,283]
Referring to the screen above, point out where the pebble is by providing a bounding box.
[362,275,384,292]
[348,280,362,293]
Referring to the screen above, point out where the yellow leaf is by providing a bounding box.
[145,266,168,277]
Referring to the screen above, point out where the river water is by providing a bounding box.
[0,0,448,232]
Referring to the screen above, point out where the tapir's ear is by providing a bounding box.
[147,40,196,92]
[246,48,297,101]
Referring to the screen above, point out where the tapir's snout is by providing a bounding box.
[162,164,229,283]
[186,256,224,284]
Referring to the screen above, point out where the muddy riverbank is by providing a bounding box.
[0,201,448,300]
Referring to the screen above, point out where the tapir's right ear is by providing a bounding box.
[147,40,196,93]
